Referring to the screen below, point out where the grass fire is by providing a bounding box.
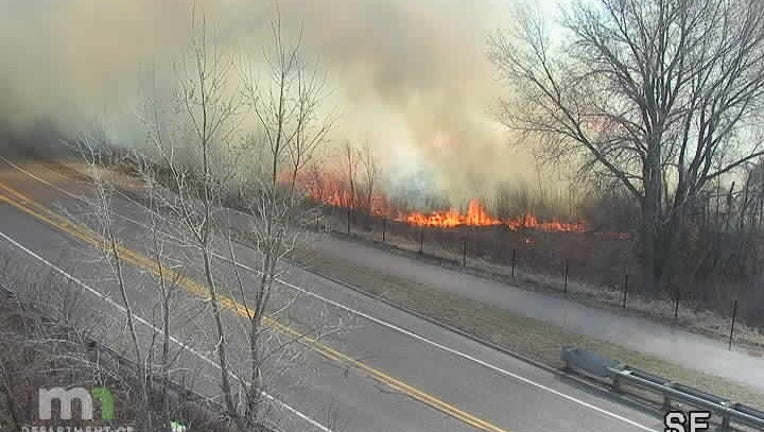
[2,1,764,430]
[295,169,587,232]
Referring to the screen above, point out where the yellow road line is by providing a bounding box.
[0,181,510,432]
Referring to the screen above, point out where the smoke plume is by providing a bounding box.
[0,0,539,203]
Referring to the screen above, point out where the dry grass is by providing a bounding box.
[73,155,763,349]
[0,260,236,432]
[335,223,764,352]
[57,160,764,407]
[290,244,764,409]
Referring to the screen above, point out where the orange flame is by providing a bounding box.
[294,170,587,233]
[402,199,500,228]
[400,199,586,232]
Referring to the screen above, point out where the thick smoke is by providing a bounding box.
[0,0,538,203]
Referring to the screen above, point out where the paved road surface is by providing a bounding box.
[0,159,665,432]
[309,232,764,393]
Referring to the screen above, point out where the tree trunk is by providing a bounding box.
[246,314,263,427]
[641,143,662,294]
[202,249,246,432]
[658,209,685,295]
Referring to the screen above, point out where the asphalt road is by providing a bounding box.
[0,159,664,432]
[310,231,764,393]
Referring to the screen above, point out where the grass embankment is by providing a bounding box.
[290,245,764,409]
[52,160,764,408]
[330,220,764,352]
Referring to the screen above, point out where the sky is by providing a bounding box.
[0,0,565,204]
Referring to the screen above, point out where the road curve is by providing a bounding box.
[0,158,664,432]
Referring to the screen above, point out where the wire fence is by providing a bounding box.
[320,206,754,349]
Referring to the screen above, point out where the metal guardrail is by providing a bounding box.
[561,346,764,431]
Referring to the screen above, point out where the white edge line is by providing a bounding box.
[240,253,658,432]
[1,156,656,431]
[0,230,333,432]
[98,206,660,430]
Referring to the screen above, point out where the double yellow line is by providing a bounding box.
[0,179,510,432]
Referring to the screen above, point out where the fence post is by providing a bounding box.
[462,237,467,267]
[674,287,680,322]
[511,249,516,279]
[418,226,424,255]
[563,259,569,294]
[346,208,351,235]
[622,273,629,309]
[382,217,387,243]
[729,299,738,351]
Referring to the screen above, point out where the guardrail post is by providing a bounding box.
[662,394,672,411]
[418,226,424,255]
[382,217,387,243]
[612,375,622,394]
[674,287,680,322]
[347,208,351,235]
[560,346,572,372]
[721,413,731,430]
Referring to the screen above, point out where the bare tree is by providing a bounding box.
[139,9,246,429]
[133,155,188,432]
[339,141,360,232]
[287,62,331,193]
[132,7,336,429]
[359,141,380,215]
[237,12,332,428]
[77,142,154,432]
[0,258,131,432]
[490,0,764,292]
